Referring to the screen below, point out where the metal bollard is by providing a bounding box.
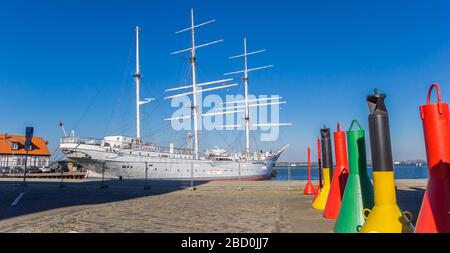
[100,162,108,189]
[189,162,195,191]
[144,162,151,190]
[59,166,65,188]
[237,162,243,191]
[287,164,294,192]
[22,151,29,188]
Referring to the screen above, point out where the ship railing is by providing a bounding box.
[131,144,194,156]
[203,150,273,160]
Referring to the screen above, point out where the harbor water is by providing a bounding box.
[272,165,429,181]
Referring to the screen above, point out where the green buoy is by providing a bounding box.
[334,120,374,233]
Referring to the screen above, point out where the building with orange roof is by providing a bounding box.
[0,133,51,168]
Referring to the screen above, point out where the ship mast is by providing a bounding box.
[243,38,250,154]
[135,26,141,141]
[224,37,291,154]
[240,38,272,153]
[165,9,238,159]
[189,9,200,160]
[134,26,154,143]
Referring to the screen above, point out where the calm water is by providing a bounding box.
[272,165,429,181]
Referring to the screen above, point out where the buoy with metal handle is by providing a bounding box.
[415,83,450,233]
[334,120,374,233]
[312,127,333,210]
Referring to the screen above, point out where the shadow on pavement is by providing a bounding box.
[0,179,206,221]
[396,187,425,226]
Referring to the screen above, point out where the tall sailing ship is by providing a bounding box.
[60,9,291,180]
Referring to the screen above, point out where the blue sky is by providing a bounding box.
[0,0,449,162]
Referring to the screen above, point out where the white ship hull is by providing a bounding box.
[60,142,279,181]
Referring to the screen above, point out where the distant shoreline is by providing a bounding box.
[274,160,427,167]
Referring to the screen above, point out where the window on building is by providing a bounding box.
[11,142,19,150]
[18,157,24,166]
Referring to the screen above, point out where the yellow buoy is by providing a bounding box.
[360,171,414,233]
[312,167,332,210]
[313,127,333,210]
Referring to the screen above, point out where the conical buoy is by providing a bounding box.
[360,90,414,233]
[312,127,333,210]
[334,120,374,233]
[313,138,322,201]
[323,122,349,219]
[415,84,450,233]
[304,146,315,195]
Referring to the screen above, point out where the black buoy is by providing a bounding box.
[360,89,414,233]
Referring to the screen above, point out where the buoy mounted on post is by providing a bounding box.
[334,120,374,233]
[323,122,350,219]
[304,146,315,195]
[416,83,450,233]
[312,127,333,210]
[360,89,414,233]
[313,138,323,201]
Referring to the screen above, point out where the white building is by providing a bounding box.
[0,134,51,168]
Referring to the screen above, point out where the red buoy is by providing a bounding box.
[313,138,322,201]
[304,146,315,195]
[323,122,349,219]
[416,83,450,233]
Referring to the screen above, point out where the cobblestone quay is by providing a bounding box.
[0,179,426,233]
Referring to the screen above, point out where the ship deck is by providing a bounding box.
[0,179,426,233]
